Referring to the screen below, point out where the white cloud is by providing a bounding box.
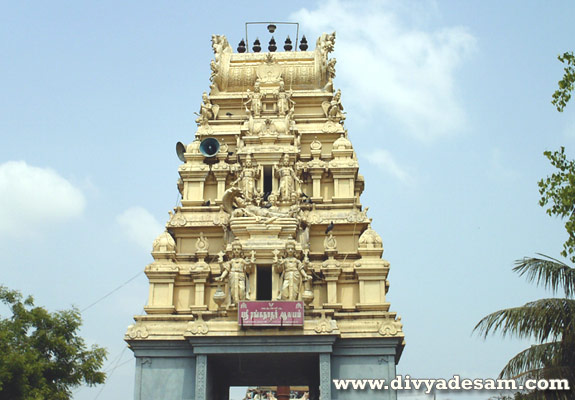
[0,161,85,236]
[116,207,163,250]
[292,0,476,141]
[365,149,413,184]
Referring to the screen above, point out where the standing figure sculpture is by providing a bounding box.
[232,154,258,202]
[216,240,256,306]
[277,81,295,116]
[273,240,311,301]
[244,82,263,117]
[275,154,301,203]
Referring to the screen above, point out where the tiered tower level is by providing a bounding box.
[127,32,404,400]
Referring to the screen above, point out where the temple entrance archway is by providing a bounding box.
[213,353,318,399]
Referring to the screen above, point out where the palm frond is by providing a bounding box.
[514,255,575,297]
[499,342,561,379]
[516,391,572,400]
[473,298,575,342]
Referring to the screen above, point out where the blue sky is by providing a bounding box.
[1,1,574,399]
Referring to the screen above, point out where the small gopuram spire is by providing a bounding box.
[127,25,404,400]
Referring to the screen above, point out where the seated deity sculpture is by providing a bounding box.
[195,92,219,126]
[326,89,345,122]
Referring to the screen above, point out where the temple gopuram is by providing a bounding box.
[126,26,404,400]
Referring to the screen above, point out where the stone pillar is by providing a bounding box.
[319,353,331,400]
[195,354,207,400]
[190,270,209,311]
[213,170,229,202]
[190,235,210,311]
[129,341,196,400]
[311,172,323,200]
[309,137,326,203]
[322,234,342,309]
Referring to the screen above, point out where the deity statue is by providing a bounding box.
[275,154,301,203]
[276,81,295,116]
[325,58,337,90]
[195,92,219,126]
[316,32,336,59]
[327,58,337,81]
[326,89,345,123]
[211,34,230,65]
[273,240,311,301]
[222,188,300,224]
[231,154,258,202]
[215,240,256,306]
[209,60,218,83]
[286,106,296,133]
[244,82,263,117]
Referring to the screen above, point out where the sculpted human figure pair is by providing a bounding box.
[216,240,311,305]
[228,153,301,205]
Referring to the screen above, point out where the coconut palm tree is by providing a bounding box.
[474,254,575,400]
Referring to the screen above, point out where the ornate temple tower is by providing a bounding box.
[126,30,404,400]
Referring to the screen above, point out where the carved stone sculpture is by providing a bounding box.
[275,154,301,203]
[244,82,263,117]
[211,34,231,64]
[276,81,295,116]
[215,240,255,306]
[210,35,231,93]
[231,154,258,202]
[323,89,345,123]
[273,240,311,301]
[195,92,219,126]
[316,32,336,60]
[222,187,300,224]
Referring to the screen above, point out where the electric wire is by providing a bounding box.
[92,345,129,400]
[80,270,144,312]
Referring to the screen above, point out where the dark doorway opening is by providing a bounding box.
[257,266,272,300]
[211,353,319,399]
[263,165,273,197]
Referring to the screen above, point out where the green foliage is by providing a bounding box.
[0,286,106,400]
[479,50,575,400]
[551,52,575,112]
[474,256,575,399]
[538,147,575,263]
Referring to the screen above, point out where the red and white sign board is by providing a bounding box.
[238,301,304,327]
